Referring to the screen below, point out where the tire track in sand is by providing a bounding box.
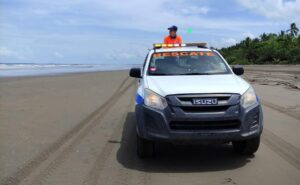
[81,82,136,185]
[82,92,153,185]
[28,80,136,185]
[262,129,300,171]
[1,77,131,185]
[243,73,300,120]
[260,99,300,121]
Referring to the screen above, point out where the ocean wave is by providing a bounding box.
[0,63,141,77]
[0,63,93,70]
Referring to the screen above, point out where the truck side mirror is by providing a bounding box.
[232,65,244,76]
[129,68,142,78]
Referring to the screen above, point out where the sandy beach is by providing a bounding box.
[0,66,300,185]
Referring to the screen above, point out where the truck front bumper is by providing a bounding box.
[135,103,263,142]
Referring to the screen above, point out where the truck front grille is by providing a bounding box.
[166,93,240,114]
[177,96,230,102]
[180,105,230,113]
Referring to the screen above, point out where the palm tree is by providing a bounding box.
[260,33,268,41]
[286,23,299,37]
[278,30,286,41]
[244,37,251,48]
[279,30,285,37]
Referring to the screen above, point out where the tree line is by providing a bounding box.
[219,23,300,65]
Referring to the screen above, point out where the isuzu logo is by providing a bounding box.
[192,98,218,105]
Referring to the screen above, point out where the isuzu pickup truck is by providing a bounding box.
[129,43,263,158]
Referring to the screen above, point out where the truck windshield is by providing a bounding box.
[148,51,231,76]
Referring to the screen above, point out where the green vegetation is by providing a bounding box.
[219,23,300,65]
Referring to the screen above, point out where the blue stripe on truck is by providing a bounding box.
[135,93,144,104]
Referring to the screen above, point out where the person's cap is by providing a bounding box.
[168,25,178,31]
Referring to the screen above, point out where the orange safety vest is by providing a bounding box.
[163,35,182,44]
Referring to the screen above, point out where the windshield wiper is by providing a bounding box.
[178,72,211,75]
[150,73,173,76]
[150,73,212,76]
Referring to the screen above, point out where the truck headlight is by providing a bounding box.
[144,89,168,110]
[241,87,257,108]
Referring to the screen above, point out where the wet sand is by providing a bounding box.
[0,66,299,185]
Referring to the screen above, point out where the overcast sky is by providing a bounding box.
[0,0,300,64]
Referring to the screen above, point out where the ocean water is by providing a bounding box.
[0,63,141,77]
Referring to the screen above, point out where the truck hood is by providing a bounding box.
[146,74,250,97]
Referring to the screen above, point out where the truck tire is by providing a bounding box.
[137,135,154,158]
[232,136,260,155]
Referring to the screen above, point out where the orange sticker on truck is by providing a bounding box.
[153,51,214,58]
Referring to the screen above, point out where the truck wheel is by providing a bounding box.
[137,135,154,158]
[233,136,260,155]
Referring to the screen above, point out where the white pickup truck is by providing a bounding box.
[129,43,263,158]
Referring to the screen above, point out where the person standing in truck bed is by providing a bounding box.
[164,25,182,44]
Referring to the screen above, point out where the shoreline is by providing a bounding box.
[0,69,130,82]
[0,63,141,78]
